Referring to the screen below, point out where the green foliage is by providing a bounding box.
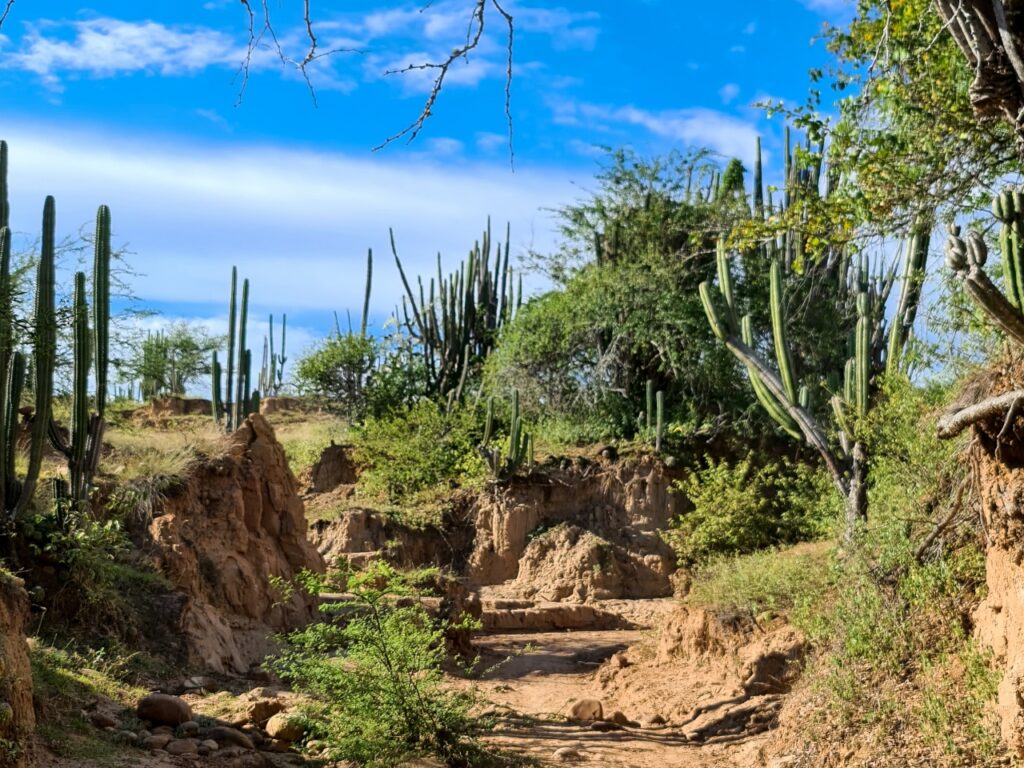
[487,149,757,441]
[295,332,377,417]
[122,322,219,399]
[353,400,485,520]
[270,561,490,767]
[816,0,1015,227]
[666,455,840,565]
[687,543,834,619]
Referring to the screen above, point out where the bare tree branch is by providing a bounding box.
[236,0,364,108]
[0,0,14,32]
[372,0,514,157]
[937,389,1024,438]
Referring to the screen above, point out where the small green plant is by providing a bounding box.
[270,560,491,767]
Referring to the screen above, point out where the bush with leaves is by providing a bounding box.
[270,561,490,768]
[294,332,378,417]
[353,399,485,520]
[666,455,839,566]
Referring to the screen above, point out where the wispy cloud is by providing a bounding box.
[552,101,761,164]
[1,121,578,321]
[719,83,740,105]
[4,18,242,89]
[795,0,854,16]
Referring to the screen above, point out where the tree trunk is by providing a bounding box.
[934,0,1024,154]
[844,441,868,544]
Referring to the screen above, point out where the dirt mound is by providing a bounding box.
[303,442,357,493]
[499,524,673,602]
[0,575,33,768]
[136,396,212,419]
[655,605,755,663]
[310,507,474,571]
[470,455,683,589]
[144,414,324,674]
[259,396,307,416]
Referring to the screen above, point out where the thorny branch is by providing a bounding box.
[234,1,514,159]
[372,0,515,161]
[237,0,363,107]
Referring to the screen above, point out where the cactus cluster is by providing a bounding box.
[699,131,931,532]
[480,391,534,480]
[259,313,287,397]
[0,140,110,522]
[392,219,519,399]
[639,380,666,452]
[212,267,259,431]
[945,188,1024,347]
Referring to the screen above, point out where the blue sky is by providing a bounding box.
[0,0,850,361]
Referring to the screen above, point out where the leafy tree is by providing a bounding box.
[294,332,378,417]
[117,321,220,399]
[490,149,758,438]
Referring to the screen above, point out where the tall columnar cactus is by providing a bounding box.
[392,219,519,399]
[259,313,288,397]
[212,268,258,431]
[3,196,56,520]
[48,207,112,508]
[700,132,931,538]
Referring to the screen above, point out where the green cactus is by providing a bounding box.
[698,131,932,537]
[480,389,532,480]
[655,390,665,453]
[392,219,518,400]
[46,205,111,509]
[213,268,259,431]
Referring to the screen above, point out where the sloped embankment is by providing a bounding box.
[311,452,683,602]
[143,414,324,674]
[0,574,33,768]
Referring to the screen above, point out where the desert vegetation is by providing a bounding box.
[3,2,1024,768]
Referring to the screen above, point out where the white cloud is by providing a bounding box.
[4,18,244,88]
[475,132,508,152]
[555,101,761,164]
[719,83,740,105]
[743,21,757,34]
[425,137,464,156]
[730,45,746,54]
[0,121,578,324]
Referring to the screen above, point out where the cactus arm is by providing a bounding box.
[14,197,57,519]
[211,351,222,424]
[946,227,1024,345]
[93,205,111,416]
[655,391,664,453]
[361,248,373,338]
[225,267,237,426]
[70,272,90,500]
[770,260,798,403]
[645,379,654,436]
[741,316,802,440]
[886,224,930,377]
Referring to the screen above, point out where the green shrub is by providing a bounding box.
[666,455,839,565]
[353,400,486,522]
[294,333,378,418]
[688,543,835,619]
[270,561,490,767]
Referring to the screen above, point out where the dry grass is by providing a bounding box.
[270,412,351,475]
